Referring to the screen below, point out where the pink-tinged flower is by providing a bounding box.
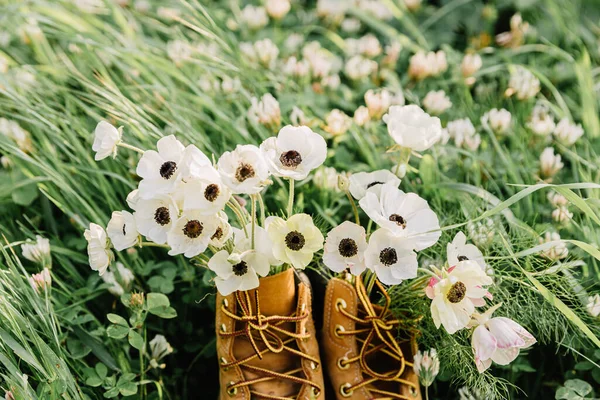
[426,260,493,334]
[29,268,51,293]
[470,303,536,373]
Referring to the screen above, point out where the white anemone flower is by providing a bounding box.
[364,229,418,285]
[84,223,113,276]
[359,183,441,251]
[126,189,140,210]
[470,304,536,373]
[21,235,51,266]
[209,250,270,295]
[136,135,186,198]
[92,121,121,161]
[133,195,179,244]
[383,105,442,152]
[266,213,324,269]
[233,223,281,267]
[209,212,233,248]
[323,221,368,275]
[218,144,271,194]
[260,125,327,180]
[167,211,219,258]
[183,166,231,215]
[447,231,486,271]
[425,260,493,334]
[348,169,401,200]
[106,210,138,251]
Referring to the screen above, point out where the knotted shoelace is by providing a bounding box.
[219,290,321,400]
[336,278,419,400]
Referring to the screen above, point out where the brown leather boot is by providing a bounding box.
[216,267,325,399]
[322,274,422,400]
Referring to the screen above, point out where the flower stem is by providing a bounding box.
[118,141,145,154]
[251,194,257,250]
[257,192,266,226]
[287,178,294,219]
[227,201,248,237]
[345,191,360,225]
[425,386,429,400]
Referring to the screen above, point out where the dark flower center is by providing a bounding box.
[183,220,203,239]
[457,255,469,262]
[379,247,398,266]
[232,261,248,276]
[235,163,255,182]
[366,181,384,189]
[204,184,220,202]
[159,161,177,179]
[154,207,171,226]
[285,230,306,251]
[211,227,223,241]
[279,150,302,168]
[447,282,467,303]
[389,214,406,229]
[338,238,358,258]
[122,224,127,236]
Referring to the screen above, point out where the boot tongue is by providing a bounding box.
[251,267,296,316]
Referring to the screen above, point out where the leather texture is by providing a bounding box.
[216,268,325,400]
[321,277,422,400]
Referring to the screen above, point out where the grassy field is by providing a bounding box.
[0,0,599,399]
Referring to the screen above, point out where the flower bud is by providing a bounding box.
[413,348,439,387]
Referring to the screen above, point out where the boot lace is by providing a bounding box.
[335,278,419,400]
[219,290,321,400]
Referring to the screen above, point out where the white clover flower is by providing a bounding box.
[357,0,393,20]
[341,18,361,33]
[348,169,400,200]
[345,34,382,58]
[240,5,268,30]
[359,183,441,251]
[364,228,418,285]
[266,213,324,269]
[133,195,179,244]
[266,0,291,20]
[284,33,304,52]
[182,165,231,215]
[248,93,281,130]
[527,104,555,137]
[209,250,267,295]
[447,231,487,272]
[422,90,452,115]
[481,108,512,135]
[508,67,540,100]
[344,55,377,80]
[29,268,51,293]
[539,231,568,260]
[316,0,348,23]
[21,235,51,266]
[470,304,536,373]
[101,263,129,296]
[233,223,281,267]
[553,118,584,145]
[426,260,493,334]
[323,221,368,275]
[260,125,327,180]
[290,106,308,126]
[167,211,219,258]
[313,166,342,192]
[353,106,370,126]
[447,118,481,151]
[587,294,600,317]
[166,40,193,65]
[382,42,402,67]
[552,207,573,224]
[466,219,495,249]
[408,50,447,80]
[106,211,138,251]
[413,348,439,387]
[539,147,563,179]
[220,76,241,94]
[0,118,32,153]
[324,109,352,136]
[365,89,405,119]
[217,144,271,195]
[321,74,341,89]
[149,335,174,369]
[302,42,340,79]
[461,53,482,78]
[547,191,568,207]
[384,105,442,151]
[84,223,113,276]
[252,38,279,69]
[496,13,529,48]
[136,135,187,198]
[283,56,310,77]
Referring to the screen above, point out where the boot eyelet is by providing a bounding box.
[409,385,418,397]
[340,383,353,397]
[227,381,237,396]
[222,298,229,308]
[220,323,227,332]
[310,361,318,370]
[337,357,349,370]
[220,357,228,370]
[334,324,345,337]
[335,298,347,311]
[311,387,320,397]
